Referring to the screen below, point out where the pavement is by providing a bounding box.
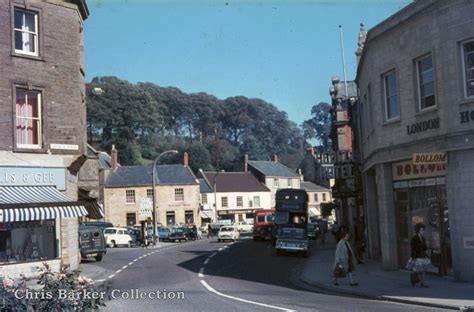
[300,236,474,311]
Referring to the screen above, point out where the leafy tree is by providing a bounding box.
[302,102,332,151]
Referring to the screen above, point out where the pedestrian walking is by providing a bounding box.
[207,223,213,239]
[354,215,366,264]
[331,222,340,242]
[333,229,358,286]
[408,222,432,287]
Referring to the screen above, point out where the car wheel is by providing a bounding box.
[128,241,132,248]
[95,254,103,262]
[111,240,116,248]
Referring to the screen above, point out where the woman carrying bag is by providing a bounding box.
[333,228,358,286]
[409,222,432,287]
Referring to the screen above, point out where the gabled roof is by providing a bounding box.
[202,172,270,193]
[106,165,198,187]
[199,179,213,193]
[248,161,300,178]
[300,181,330,192]
[86,145,115,170]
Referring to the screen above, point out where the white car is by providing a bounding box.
[234,221,253,233]
[218,226,240,242]
[103,227,134,248]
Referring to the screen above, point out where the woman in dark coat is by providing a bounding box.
[410,223,430,287]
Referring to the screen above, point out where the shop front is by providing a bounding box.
[217,209,255,224]
[392,159,452,275]
[0,167,87,279]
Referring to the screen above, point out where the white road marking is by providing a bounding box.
[93,279,106,284]
[218,248,223,251]
[209,252,217,258]
[128,262,134,266]
[198,267,205,278]
[200,280,295,312]
[108,274,115,279]
[115,269,122,274]
[133,259,138,262]
[204,258,210,265]
[122,265,128,270]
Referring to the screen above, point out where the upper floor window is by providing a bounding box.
[253,196,260,208]
[16,88,41,148]
[287,179,292,188]
[202,193,208,205]
[221,196,228,208]
[314,193,318,202]
[322,193,327,201]
[146,189,153,201]
[174,188,184,202]
[236,196,243,207]
[14,8,38,56]
[125,190,135,204]
[383,70,399,121]
[462,40,474,98]
[273,179,279,188]
[417,55,436,110]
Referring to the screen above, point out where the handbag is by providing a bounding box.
[333,263,347,278]
[405,258,415,271]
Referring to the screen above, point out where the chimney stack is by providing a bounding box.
[244,154,249,172]
[307,147,315,156]
[183,152,189,166]
[111,144,118,170]
[271,154,278,163]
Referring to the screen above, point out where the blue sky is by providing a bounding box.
[85,0,411,126]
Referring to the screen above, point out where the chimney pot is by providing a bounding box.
[244,154,249,172]
[111,144,118,170]
[184,152,189,166]
[271,154,278,163]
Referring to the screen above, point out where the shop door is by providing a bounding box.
[395,189,410,267]
[429,186,451,275]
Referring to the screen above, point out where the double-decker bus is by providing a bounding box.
[272,188,308,244]
[252,209,275,241]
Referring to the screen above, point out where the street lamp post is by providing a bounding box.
[212,170,224,223]
[152,150,178,245]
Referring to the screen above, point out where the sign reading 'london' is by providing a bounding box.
[0,167,66,190]
[407,117,440,135]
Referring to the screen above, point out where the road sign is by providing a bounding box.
[139,198,153,220]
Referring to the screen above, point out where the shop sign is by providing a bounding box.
[217,209,254,215]
[0,167,66,190]
[50,143,79,151]
[460,110,474,124]
[463,237,474,250]
[413,152,447,165]
[406,117,440,135]
[392,160,446,181]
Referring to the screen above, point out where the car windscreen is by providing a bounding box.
[257,216,265,222]
[220,227,234,232]
[104,229,116,234]
[158,228,170,232]
[266,215,275,222]
[279,228,305,239]
[172,228,184,233]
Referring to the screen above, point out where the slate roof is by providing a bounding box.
[106,165,198,187]
[199,179,213,193]
[248,161,300,178]
[300,181,330,192]
[202,172,270,193]
[86,145,115,170]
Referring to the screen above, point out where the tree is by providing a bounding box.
[302,102,332,151]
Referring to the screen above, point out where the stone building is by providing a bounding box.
[0,0,89,278]
[104,155,200,227]
[300,181,332,221]
[355,0,474,280]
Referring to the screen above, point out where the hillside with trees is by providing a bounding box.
[86,76,307,171]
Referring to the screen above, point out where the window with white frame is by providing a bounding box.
[273,179,279,188]
[417,55,436,109]
[314,193,318,202]
[236,196,243,207]
[14,8,39,56]
[202,193,208,204]
[322,193,327,201]
[253,196,260,208]
[16,88,41,148]
[174,188,184,202]
[146,189,153,201]
[221,196,228,208]
[383,70,399,120]
[287,179,292,188]
[125,190,135,204]
[462,40,474,98]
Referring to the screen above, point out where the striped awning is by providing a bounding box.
[0,186,87,222]
[83,199,105,220]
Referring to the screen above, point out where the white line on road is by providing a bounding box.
[128,262,134,266]
[93,279,106,284]
[218,248,223,251]
[108,274,115,279]
[122,265,128,270]
[204,258,210,265]
[115,269,122,274]
[198,267,205,278]
[200,280,295,312]
[209,252,217,258]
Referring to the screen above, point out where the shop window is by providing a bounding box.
[236,196,243,207]
[416,54,436,110]
[221,196,228,208]
[383,70,399,120]
[185,211,194,224]
[14,8,39,56]
[253,196,260,208]
[462,40,474,98]
[16,88,42,148]
[126,213,136,226]
[202,193,208,204]
[166,211,175,227]
[174,188,184,202]
[0,220,56,264]
[125,190,135,204]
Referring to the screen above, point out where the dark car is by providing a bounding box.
[307,223,321,240]
[275,227,309,257]
[158,227,171,242]
[80,221,114,233]
[126,227,141,245]
[79,226,107,262]
[169,227,187,242]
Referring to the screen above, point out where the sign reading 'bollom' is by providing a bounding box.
[0,167,66,190]
[412,152,448,165]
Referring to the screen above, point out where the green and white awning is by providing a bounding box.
[0,186,87,222]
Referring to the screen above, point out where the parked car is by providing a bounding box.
[218,226,240,242]
[307,223,320,240]
[276,227,309,257]
[234,221,253,233]
[103,227,134,248]
[79,226,106,262]
[169,227,187,242]
[80,221,113,232]
[158,227,171,242]
[126,227,142,245]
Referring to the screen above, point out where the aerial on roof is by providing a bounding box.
[106,165,197,187]
[248,161,299,178]
[300,181,330,192]
[202,172,270,193]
